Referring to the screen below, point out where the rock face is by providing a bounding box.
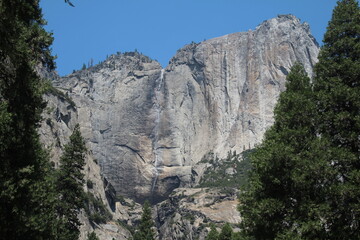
[54,52,164,202]
[39,92,129,240]
[155,188,240,240]
[51,14,319,202]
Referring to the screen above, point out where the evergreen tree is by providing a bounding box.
[312,0,360,238]
[218,223,233,240]
[205,224,219,240]
[0,0,57,238]
[56,124,87,240]
[232,232,242,240]
[133,200,155,240]
[87,231,100,240]
[239,1,360,238]
[238,63,321,239]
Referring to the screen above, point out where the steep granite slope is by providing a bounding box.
[53,52,164,202]
[154,15,319,197]
[39,89,135,239]
[51,15,319,202]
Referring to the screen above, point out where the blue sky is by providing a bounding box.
[40,0,338,76]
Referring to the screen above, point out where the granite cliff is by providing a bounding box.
[44,14,319,203]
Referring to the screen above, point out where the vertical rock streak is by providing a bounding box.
[151,69,165,194]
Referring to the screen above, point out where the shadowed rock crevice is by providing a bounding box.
[114,144,146,163]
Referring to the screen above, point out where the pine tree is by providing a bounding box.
[56,124,87,240]
[133,200,155,240]
[87,231,100,240]
[238,63,321,239]
[205,224,219,240]
[218,223,233,240]
[312,0,360,238]
[0,0,57,238]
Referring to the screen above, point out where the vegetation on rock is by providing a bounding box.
[87,231,100,240]
[56,124,87,240]
[84,191,112,225]
[205,224,219,240]
[198,150,252,189]
[205,222,238,240]
[133,200,155,240]
[219,223,234,240]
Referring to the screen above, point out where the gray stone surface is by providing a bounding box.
[160,14,319,176]
[47,14,319,202]
[156,188,240,240]
[53,52,164,202]
[40,93,131,240]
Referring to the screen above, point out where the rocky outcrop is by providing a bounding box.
[53,52,164,202]
[40,90,130,240]
[155,188,240,240]
[48,14,319,202]
[157,15,319,190]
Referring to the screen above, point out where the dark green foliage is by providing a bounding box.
[312,0,360,238]
[231,232,242,240]
[43,80,76,107]
[117,219,135,234]
[205,224,219,240]
[183,213,196,224]
[89,212,106,225]
[87,231,99,240]
[87,179,94,189]
[238,63,320,239]
[219,223,233,240]
[115,194,126,204]
[204,223,243,240]
[83,191,112,224]
[0,0,58,238]
[314,0,360,150]
[239,1,360,239]
[56,124,87,240]
[198,150,253,189]
[133,200,155,240]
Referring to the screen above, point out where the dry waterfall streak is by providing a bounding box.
[151,69,165,194]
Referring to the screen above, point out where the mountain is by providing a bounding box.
[42,14,319,204]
